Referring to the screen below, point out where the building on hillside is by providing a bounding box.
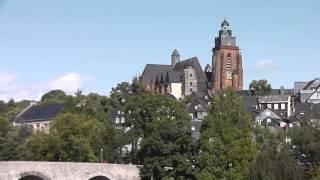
[14,103,64,133]
[140,50,208,98]
[296,78,320,104]
[212,19,243,91]
[254,108,287,129]
[292,103,320,129]
[257,95,293,118]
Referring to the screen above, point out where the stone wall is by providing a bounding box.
[0,161,139,180]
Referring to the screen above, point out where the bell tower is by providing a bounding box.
[212,19,243,91]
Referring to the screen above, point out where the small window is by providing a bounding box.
[265,111,271,116]
[190,82,192,86]
[267,104,272,109]
[281,103,286,110]
[121,117,125,123]
[267,118,271,123]
[274,104,279,110]
[190,74,192,77]
[115,117,120,124]
[191,126,196,131]
[189,114,194,119]
[117,111,121,115]
[190,88,193,92]
[195,106,198,110]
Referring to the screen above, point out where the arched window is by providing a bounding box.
[226,57,232,80]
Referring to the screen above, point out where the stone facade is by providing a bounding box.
[212,19,243,91]
[0,161,139,180]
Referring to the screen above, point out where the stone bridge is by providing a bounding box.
[0,161,140,180]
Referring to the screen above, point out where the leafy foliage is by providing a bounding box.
[197,89,256,179]
[249,79,272,96]
[250,127,304,180]
[125,93,196,179]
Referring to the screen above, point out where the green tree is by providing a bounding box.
[289,124,320,179]
[197,89,256,179]
[41,90,67,103]
[125,94,196,180]
[249,126,304,180]
[21,113,100,162]
[249,79,272,96]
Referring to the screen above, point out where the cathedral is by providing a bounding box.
[140,19,243,98]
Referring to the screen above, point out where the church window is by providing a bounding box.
[226,57,232,80]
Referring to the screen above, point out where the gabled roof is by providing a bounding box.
[173,57,207,83]
[302,78,320,90]
[15,103,64,123]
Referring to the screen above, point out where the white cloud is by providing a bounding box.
[0,71,93,102]
[255,59,279,72]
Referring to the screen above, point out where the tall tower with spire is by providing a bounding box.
[212,19,243,91]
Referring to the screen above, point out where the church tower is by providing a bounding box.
[212,19,243,91]
[171,49,180,66]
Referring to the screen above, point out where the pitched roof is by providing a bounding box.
[302,78,320,90]
[173,57,207,83]
[141,64,172,85]
[241,96,258,108]
[15,103,64,123]
[258,95,289,103]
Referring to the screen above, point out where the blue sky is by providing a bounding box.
[0,0,319,101]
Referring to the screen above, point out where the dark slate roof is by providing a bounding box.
[270,89,294,95]
[294,82,308,94]
[205,72,212,83]
[237,90,252,96]
[15,104,64,123]
[164,70,181,83]
[294,103,311,114]
[141,64,172,85]
[172,49,180,56]
[241,96,258,108]
[173,57,208,83]
[221,19,230,27]
[258,95,289,103]
[302,78,320,90]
